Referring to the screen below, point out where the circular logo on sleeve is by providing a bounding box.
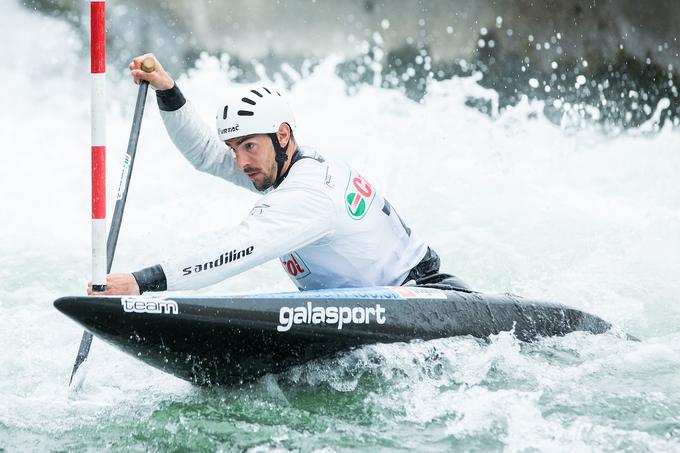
[345,172,375,220]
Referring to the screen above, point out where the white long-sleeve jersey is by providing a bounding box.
[158,101,428,291]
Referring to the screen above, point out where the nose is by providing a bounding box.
[234,149,249,170]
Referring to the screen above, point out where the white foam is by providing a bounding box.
[2,4,680,450]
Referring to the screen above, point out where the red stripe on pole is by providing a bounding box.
[90,2,106,74]
[92,146,106,219]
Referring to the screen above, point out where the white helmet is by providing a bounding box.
[216,86,296,141]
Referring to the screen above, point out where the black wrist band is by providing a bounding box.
[156,83,186,112]
[132,265,168,294]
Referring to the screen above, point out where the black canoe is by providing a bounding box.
[54,285,613,385]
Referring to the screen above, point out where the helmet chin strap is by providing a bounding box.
[268,134,290,187]
[268,127,296,187]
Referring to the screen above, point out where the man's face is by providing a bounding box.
[226,134,278,191]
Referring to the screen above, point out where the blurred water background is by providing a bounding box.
[1,0,679,451]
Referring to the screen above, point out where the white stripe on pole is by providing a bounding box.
[92,219,107,286]
[91,73,106,146]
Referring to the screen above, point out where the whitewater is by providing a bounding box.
[1,3,680,451]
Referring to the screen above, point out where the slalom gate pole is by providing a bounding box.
[67,0,107,388]
[69,0,154,387]
[69,80,153,387]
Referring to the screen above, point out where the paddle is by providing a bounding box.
[68,58,155,388]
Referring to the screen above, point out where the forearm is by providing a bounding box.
[158,217,301,291]
[139,187,335,292]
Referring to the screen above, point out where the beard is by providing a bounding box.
[250,160,278,191]
[254,173,274,191]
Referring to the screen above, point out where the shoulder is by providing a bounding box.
[280,147,333,188]
[262,148,337,210]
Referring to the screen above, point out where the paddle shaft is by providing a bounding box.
[69,79,151,386]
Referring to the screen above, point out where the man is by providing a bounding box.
[88,53,449,296]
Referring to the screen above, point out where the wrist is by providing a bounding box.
[131,265,168,294]
[156,83,186,112]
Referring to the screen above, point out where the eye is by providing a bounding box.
[245,142,256,151]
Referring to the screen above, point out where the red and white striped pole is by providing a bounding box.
[70,2,153,386]
[91,0,107,292]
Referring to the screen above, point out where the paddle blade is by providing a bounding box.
[68,331,93,389]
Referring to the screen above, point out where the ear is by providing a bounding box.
[276,123,291,148]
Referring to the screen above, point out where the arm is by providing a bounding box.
[160,186,335,290]
[138,184,336,292]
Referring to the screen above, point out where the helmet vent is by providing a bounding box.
[250,89,263,98]
[263,87,271,94]
[222,106,228,119]
[238,110,254,116]
[241,97,256,105]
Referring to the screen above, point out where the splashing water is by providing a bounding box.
[2,3,680,451]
